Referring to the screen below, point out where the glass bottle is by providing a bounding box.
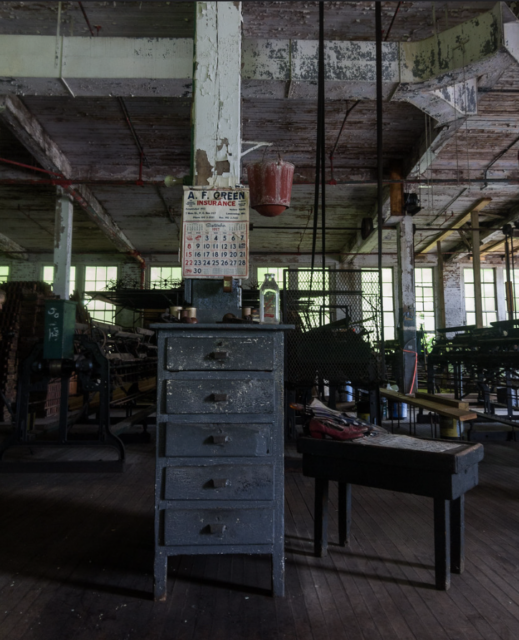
[260,273,280,324]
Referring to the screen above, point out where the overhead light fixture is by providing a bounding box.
[403,192,422,216]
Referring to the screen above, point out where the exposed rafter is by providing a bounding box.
[448,203,519,262]
[0,231,27,260]
[0,3,517,116]
[417,198,492,255]
[0,94,142,261]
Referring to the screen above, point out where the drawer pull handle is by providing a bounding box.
[210,351,228,360]
[210,435,229,445]
[209,523,227,535]
[211,478,230,489]
[211,393,228,402]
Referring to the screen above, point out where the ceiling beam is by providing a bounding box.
[448,203,519,262]
[0,94,141,260]
[0,231,28,260]
[0,4,516,103]
[417,198,492,254]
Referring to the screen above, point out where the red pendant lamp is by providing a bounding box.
[246,158,295,217]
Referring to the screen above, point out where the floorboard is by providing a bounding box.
[1,437,519,639]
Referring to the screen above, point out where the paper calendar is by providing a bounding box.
[181,187,249,279]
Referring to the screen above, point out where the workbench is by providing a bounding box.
[379,388,477,423]
[297,434,484,590]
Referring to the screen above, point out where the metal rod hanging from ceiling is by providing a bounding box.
[320,1,326,274]
[376,1,385,366]
[311,2,325,288]
[117,97,150,169]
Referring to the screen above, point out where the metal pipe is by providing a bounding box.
[78,2,95,37]
[320,0,326,273]
[117,97,150,169]
[376,1,385,370]
[5,175,519,187]
[384,1,402,40]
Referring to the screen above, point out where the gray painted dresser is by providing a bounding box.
[152,323,292,601]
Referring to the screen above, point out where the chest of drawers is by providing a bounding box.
[152,323,291,601]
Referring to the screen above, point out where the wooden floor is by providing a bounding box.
[1,435,519,639]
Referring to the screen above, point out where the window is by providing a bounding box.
[42,265,76,297]
[464,268,497,326]
[257,267,287,290]
[361,268,395,341]
[508,271,519,319]
[0,266,8,282]
[150,266,182,289]
[84,266,117,324]
[296,268,330,329]
[415,267,435,332]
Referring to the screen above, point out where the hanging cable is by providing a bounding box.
[319,2,326,274]
[376,2,385,368]
[311,1,325,290]
[78,2,95,36]
[384,1,402,41]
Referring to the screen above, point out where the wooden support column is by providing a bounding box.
[53,188,73,301]
[192,1,242,187]
[437,241,446,330]
[471,209,483,328]
[397,215,416,393]
[187,2,243,320]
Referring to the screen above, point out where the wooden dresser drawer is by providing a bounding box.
[166,378,274,414]
[165,423,272,457]
[166,335,274,371]
[164,464,274,500]
[164,507,273,546]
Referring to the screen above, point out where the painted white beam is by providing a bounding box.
[0,94,139,258]
[0,3,516,108]
[0,231,27,260]
[192,2,241,186]
[53,188,73,300]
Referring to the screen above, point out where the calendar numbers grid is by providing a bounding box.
[182,221,248,278]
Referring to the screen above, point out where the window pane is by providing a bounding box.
[467,312,476,325]
[465,297,475,311]
[84,266,117,323]
[415,268,435,332]
[482,269,494,283]
[423,315,436,331]
[150,267,182,288]
[257,266,286,290]
[483,283,494,299]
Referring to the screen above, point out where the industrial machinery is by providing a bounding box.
[0,299,157,471]
[428,320,519,425]
[283,268,386,431]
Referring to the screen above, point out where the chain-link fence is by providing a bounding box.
[283,269,385,388]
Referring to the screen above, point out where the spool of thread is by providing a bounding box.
[242,307,252,320]
[185,307,197,318]
[170,306,182,319]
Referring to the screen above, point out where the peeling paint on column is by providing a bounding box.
[193,2,241,187]
[53,187,73,300]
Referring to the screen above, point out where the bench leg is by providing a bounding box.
[314,478,329,557]
[433,498,451,591]
[338,482,351,546]
[450,495,465,574]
